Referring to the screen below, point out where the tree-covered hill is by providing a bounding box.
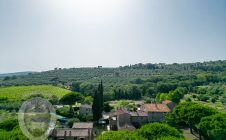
[0,60,226,101]
[0,71,35,78]
[1,60,225,87]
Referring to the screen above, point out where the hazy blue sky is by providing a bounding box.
[0,0,226,73]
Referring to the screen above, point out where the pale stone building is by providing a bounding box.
[49,122,93,140]
[130,111,148,127]
[79,104,92,116]
[143,103,170,122]
[108,100,174,130]
[109,109,135,130]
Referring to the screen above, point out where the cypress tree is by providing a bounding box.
[98,80,104,113]
[92,90,101,121]
[92,81,104,121]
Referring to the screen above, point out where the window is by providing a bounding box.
[112,117,117,120]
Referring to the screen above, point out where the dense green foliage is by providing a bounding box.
[173,102,216,126]
[198,113,226,140]
[0,60,226,139]
[155,136,185,140]
[59,92,83,105]
[97,123,184,140]
[113,85,142,100]
[0,119,18,131]
[166,102,226,140]
[0,60,225,102]
[92,81,104,121]
[83,96,93,104]
[138,123,184,140]
[56,106,72,117]
[103,102,113,112]
[0,99,21,111]
[158,87,188,103]
[97,131,145,140]
[59,92,83,116]
[0,119,27,140]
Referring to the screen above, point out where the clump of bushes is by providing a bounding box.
[198,95,209,101]
[97,123,184,140]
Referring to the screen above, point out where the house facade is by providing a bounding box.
[49,128,89,140]
[130,111,148,127]
[72,123,93,140]
[143,104,170,122]
[79,104,92,116]
[109,109,135,130]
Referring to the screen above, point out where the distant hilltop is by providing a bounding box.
[0,71,36,77]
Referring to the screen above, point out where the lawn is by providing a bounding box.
[0,85,71,101]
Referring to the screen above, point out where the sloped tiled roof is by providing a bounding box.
[72,122,93,129]
[109,109,129,117]
[162,100,173,105]
[50,128,88,137]
[144,104,170,112]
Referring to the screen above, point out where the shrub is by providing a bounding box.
[49,95,59,105]
[0,119,18,131]
[211,96,218,103]
[97,131,145,140]
[186,98,191,102]
[0,102,22,111]
[198,113,226,140]
[198,95,209,101]
[66,118,80,128]
[192,94,197,98]
[156,136,185,140]
[56,106,72,118]
[138,123,183,140]
[103,102,113,112]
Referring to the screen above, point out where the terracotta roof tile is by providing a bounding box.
[109,109,129,117]
[162,100,173,105]
[50,128,88,137]
[144,104,170,112]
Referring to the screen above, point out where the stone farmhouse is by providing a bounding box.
[49,122,93,140]
[109,109,135,131]
[142,103,170,122]
[79,104,92,116]
[109,100,175,130]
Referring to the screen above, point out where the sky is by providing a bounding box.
[0,0,226,73]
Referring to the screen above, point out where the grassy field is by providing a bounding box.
[0,85,71,101]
